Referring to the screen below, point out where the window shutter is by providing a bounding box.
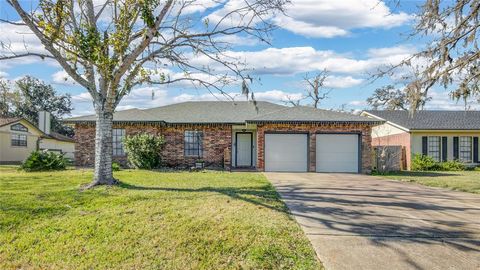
[422,136,428,156]
[474,137,479,163]
[453,137,459,160]
[442,137,448,162]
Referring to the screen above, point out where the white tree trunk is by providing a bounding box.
[90,109,117,186]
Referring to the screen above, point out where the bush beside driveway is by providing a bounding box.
[0,166,322,270]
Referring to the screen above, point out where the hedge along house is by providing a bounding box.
[65,101,382,173]
[362,110,480,170]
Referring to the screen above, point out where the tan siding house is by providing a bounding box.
[0,117,75,163]
[362,111,480,170]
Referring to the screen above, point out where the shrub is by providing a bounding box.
[438,160,466,171]
[123,133,165,169]
[411,154,467,171]
[21,150,68,172]
[112,161,121,171]
[411,154,438,171]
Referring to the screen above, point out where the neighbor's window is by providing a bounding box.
[184,130,203,157]
[427,136,441,162]
[11,123,28,132]
[11,134,27,147]
[459,136,472,162]
[113,128,126,156]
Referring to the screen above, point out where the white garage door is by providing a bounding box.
[265,134,308,172]
[316,134,359,173]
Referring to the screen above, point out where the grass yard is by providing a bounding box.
[0,166,322,270]
[378,170,480,194]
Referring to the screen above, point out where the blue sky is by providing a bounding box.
[1,0,478,116]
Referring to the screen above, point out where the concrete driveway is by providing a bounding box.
[265,173,480,270]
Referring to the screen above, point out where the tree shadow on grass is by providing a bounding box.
[118,181,290,214]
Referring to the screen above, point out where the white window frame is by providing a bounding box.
[427,136,441,162]
[112,128,126,156]
[11,133,27,147]
[184,130,203,157]
[459,136,472,163]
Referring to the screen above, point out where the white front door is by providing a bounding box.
[316,134,359,173]
[236,133,252,167]
[264,134,308,172]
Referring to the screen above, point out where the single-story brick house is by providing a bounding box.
[65,101,382,173]
[361,110,480,170]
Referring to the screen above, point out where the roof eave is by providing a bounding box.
[245,120,384,125]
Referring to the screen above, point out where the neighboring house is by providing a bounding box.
[0,113,75,164]
[362,110,480,170]
[65,101,382,173]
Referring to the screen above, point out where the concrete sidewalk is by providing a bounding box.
[265,173,480,270]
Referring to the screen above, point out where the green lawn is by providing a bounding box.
[378,170,480,194]
[0,166,322,270]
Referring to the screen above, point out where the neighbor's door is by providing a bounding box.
[236,133,252,167]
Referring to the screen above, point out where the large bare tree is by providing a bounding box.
[0,0,287,187]
[378,0,479,111]
[303,71,330,109]
[285,71,330,108]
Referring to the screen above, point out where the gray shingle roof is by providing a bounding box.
[364,110,480,130]
[0,117,22,127]
[249,105,380,123]
[65,101,380,124]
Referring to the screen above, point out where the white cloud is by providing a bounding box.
[253,90,303,103]
[348,100,367,106]
[172,89,303,104]
[71,88,306,115]
[208,0,411,38]
[0,22,59,73]
[190,46,413,76]
[275,0,411,38]
[324,75,363,88]
[72,92,93,103]
[0,71,8,78]
[52,70,77,86]
[426,90,480,110]
[181,0,225,14]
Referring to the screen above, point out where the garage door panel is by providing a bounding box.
[265,134,308,172]
[316,134,359,173]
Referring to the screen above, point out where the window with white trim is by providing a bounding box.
[11,134,27,147]
[459,136,472,162]
[11,123,28,132]
[184,131,203,157]
[113,128,126,156]
[427,136,441,162]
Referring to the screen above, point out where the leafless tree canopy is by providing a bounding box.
[303,71,330,109]
[0,0,288,186]
[285,70,330,108]
[1,0,288,109]
[377,0,479,111]
[367,84,430,111]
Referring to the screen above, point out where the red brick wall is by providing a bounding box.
[74,123,96,167]
[161,125,231,168]
[256,123,373,173]
[74,123,231,168]
[75,122,373,172]
[372,132,411,169]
